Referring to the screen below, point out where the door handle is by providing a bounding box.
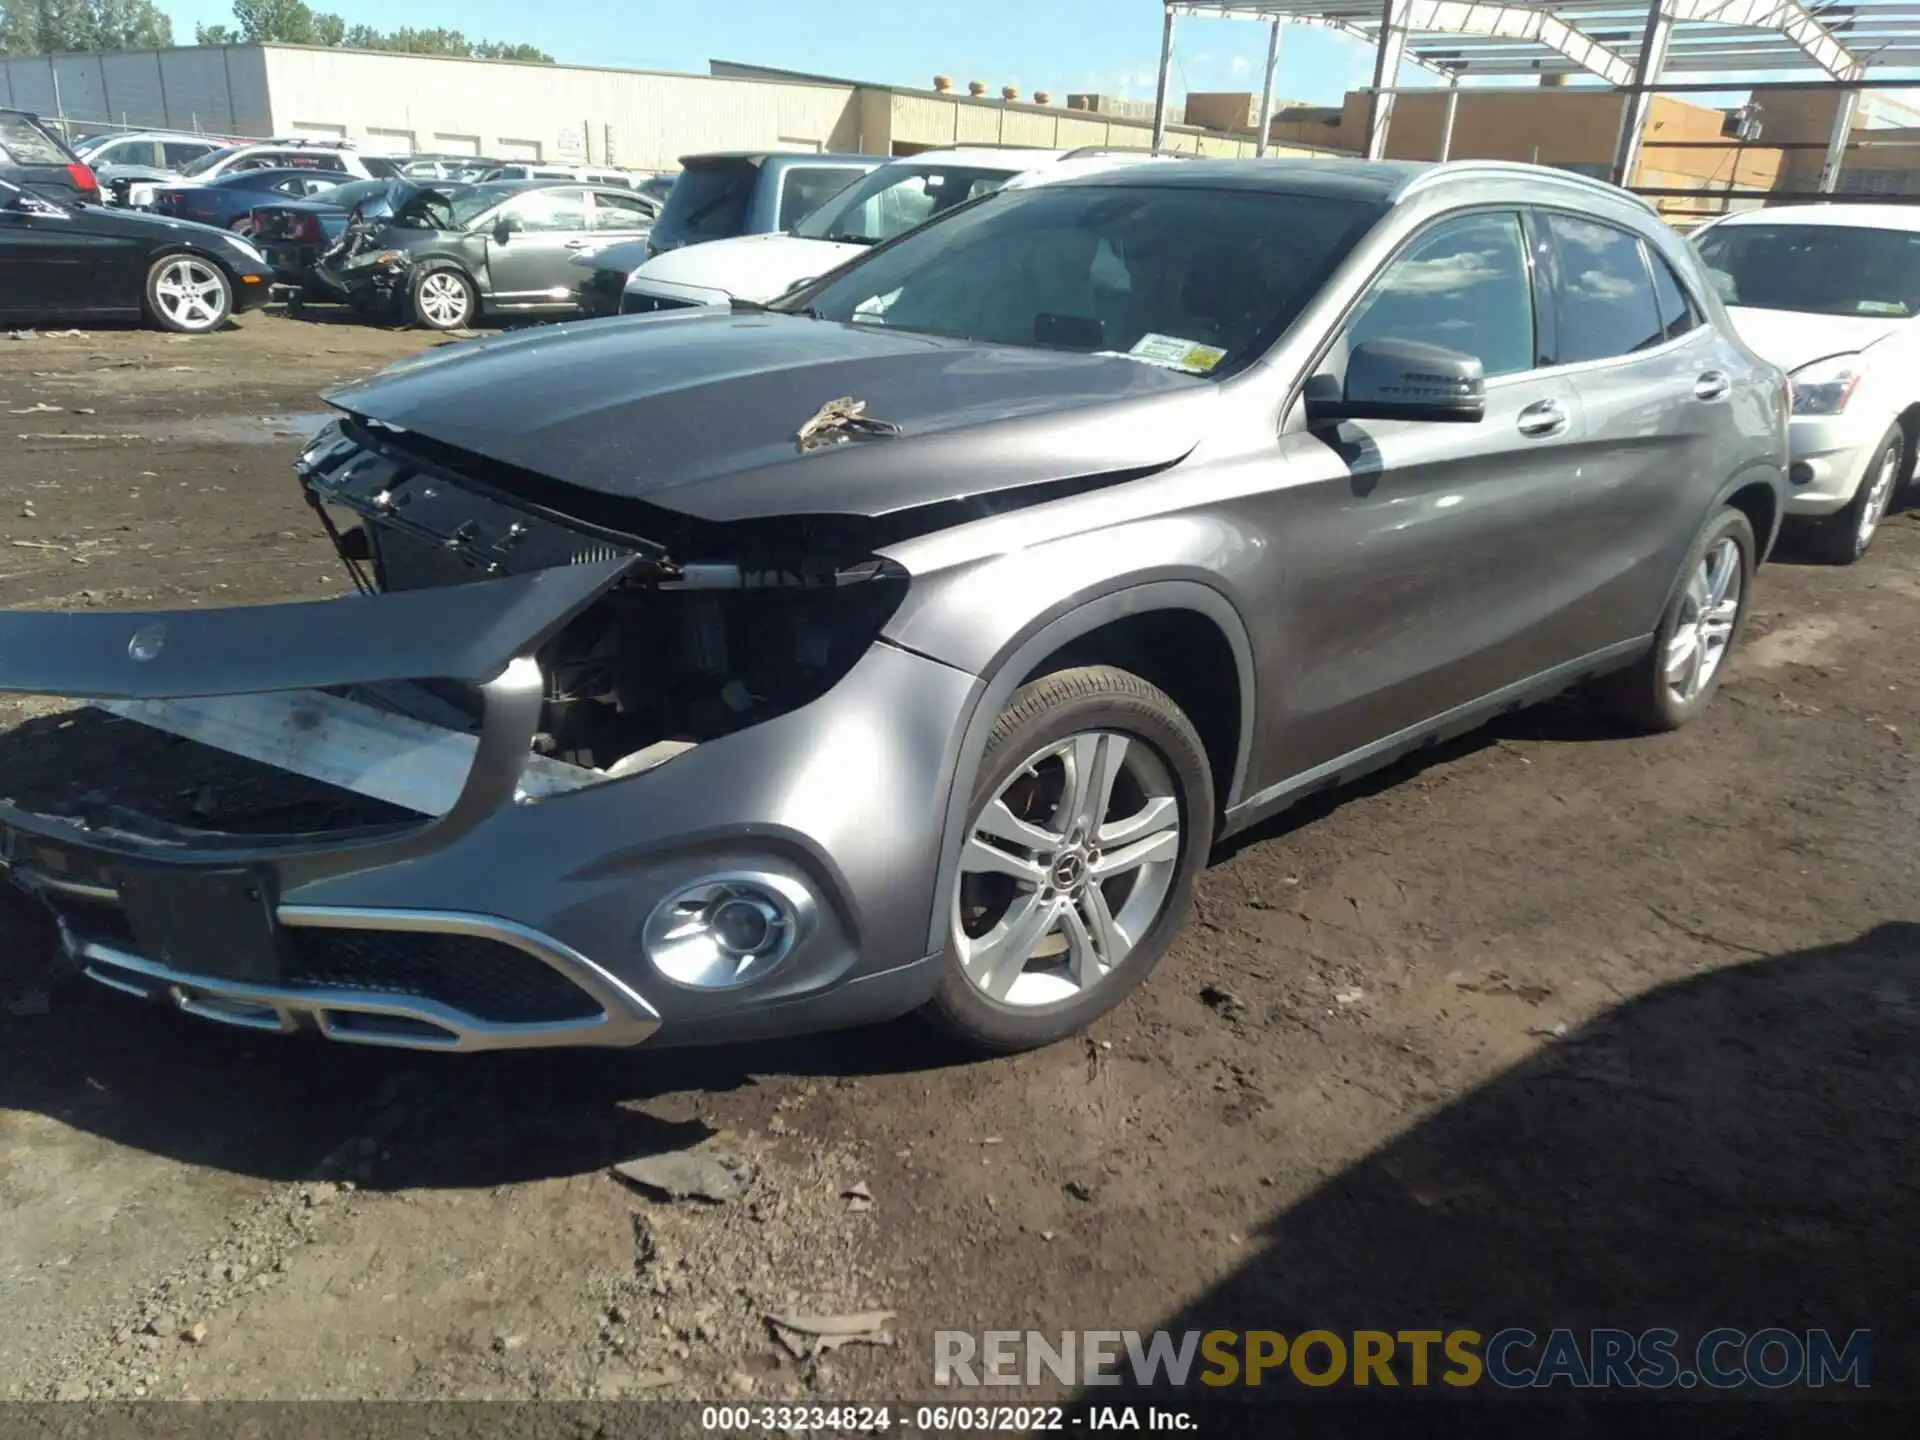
[1516,398,1567,437]
[1694,371,1731,401]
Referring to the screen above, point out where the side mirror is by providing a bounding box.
[1306,337,1486,426]
[493,217,514,243]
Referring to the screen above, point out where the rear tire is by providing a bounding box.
[923,665,1214,1053]
[1799,423,1903,565]
[1596,506,1754,733]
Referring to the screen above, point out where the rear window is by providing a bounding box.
[0,113,74,166]
[651,159,758,246]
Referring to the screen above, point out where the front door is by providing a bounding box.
[0,200,130,317]
[483,187,592,307]
[1268,208,1597,776]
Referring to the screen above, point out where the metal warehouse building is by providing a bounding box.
[0,44,1313,168]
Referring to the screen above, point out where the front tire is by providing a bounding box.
[924,665,1214,1053]
[144,254,233,334]
[1801,423,1903,565]
[408,266,477,331]
[1596,506,1755,733]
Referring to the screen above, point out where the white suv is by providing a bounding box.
[616,147,1178,315]
[1693,204,1920,562]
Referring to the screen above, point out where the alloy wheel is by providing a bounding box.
[1855,438,1902,554]
[152,258,226,331]
[953,731,1182,1008]
[416,272,471,328]
[1665,536,1743,705]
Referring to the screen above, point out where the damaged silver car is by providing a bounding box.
[0,160,1788,1054]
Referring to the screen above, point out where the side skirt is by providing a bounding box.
[1221,636,1651,840]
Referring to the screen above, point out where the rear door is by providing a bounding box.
[483,187,592,305]
[1274,207,1596,771]
[1532,208,1738,648]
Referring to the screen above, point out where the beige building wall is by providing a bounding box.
[1269,87,1793,217]
[2,43,1330,170]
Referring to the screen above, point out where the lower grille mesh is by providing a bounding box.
[283,929,603,1024]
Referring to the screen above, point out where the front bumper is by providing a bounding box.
[0,570,974,1053]
[1783,412,1885,517]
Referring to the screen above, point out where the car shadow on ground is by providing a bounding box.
[1065,920,1920,1427]
[0,875,969,1189]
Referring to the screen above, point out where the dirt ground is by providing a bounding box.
[0,311,1915,1418]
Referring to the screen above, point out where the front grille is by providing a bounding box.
[47,893,135,951]
[283,928,602,1024]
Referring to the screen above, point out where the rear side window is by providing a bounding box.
[162,141,213,168]
[1646,245,1702,341]
[1543,213,1662,363]
[0,113,73,165]
[591,189,655,230]
[777,166,862,229]
[1346,211,1536,378]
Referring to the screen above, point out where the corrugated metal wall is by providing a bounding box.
[0,47,272,138]
[258,47,865,167]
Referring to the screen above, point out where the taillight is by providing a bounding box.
[293,215,323,242]
[65,161,98,195]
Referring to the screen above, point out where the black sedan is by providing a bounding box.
[0,177,274,332]
[149,168,343,232]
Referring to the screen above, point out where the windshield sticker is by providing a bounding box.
[1857,299,1908,316]
[1125,333,1227,374]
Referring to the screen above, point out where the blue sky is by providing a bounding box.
[165,1,1392,106]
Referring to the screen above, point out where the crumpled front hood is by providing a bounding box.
[1726,305,1908,373]
[326,313,1212,524]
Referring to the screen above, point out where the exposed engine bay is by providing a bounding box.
[297,418,908,778]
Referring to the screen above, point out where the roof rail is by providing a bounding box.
[259,135,359,150]
[1394,159,1656,214]
[1057,145,1193,161]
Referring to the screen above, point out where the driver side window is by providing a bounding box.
[1347,211,1536,378]
[501,187,589,233]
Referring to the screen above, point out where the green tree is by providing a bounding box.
[194,22,238,44]
[2,0,173,54]
[230,0,317,44]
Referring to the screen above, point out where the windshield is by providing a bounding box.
[794,162,1017,244]
[781,183,1382,374]
[1696,222,1920,317]
[315,178,387,208]
[178,144,244,177]
[651,158,757,247]
[445,182,525,227]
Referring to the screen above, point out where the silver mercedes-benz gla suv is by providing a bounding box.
[0,159,1788,1054]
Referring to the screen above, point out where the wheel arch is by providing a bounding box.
[920,580,1256,957]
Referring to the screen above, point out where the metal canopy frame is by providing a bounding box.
[1159,0,1920,191]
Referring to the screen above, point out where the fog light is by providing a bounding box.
[642,873,813,989]
[1789,461,1814,487]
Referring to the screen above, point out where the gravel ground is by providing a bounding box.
[0,311,1915,1415]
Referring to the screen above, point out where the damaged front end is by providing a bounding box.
[1,417,955,1053]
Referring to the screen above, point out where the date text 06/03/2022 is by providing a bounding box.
[699,1405,1192,1432]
